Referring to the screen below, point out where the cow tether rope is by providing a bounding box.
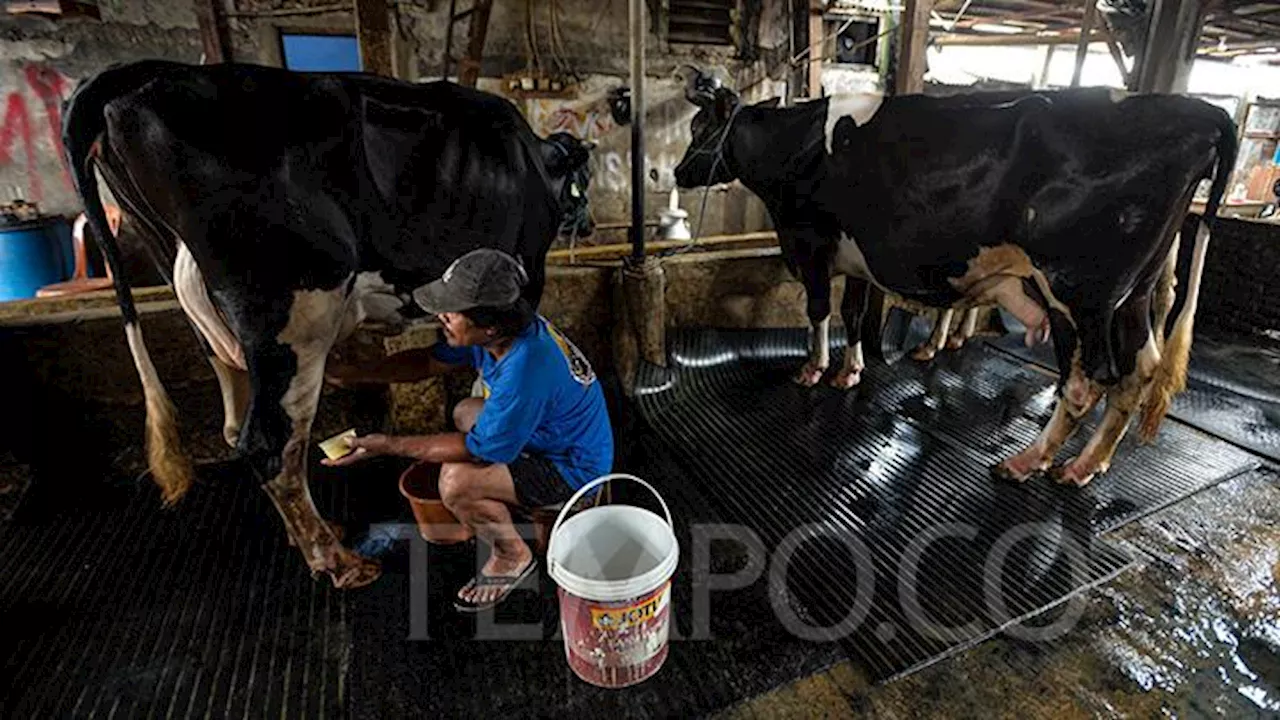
[660,102,745,258]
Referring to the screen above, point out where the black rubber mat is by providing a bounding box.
[345,431,855,719]
[1,429,863,719]
[635,328,1260,681]
[0,464,350,720]
[988,333,1280,463]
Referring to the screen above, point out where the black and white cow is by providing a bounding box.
[63,60,594,588]
[673,71,1237,487]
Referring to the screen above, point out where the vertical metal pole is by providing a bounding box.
[629,0,646,263]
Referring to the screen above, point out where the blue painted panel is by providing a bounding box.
[281,34,361,72]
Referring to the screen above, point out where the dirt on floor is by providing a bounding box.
[715,467,1280,719]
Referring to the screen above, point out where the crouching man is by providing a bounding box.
[324,249,614,612]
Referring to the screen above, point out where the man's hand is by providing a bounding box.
[321,434,394,467]
[324,361,378,388]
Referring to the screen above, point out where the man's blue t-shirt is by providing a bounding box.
[430,316,613,491]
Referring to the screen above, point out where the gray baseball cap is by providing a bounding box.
[412,248,529,314]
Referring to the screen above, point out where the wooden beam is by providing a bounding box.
[808,0,824,97]
[1071,0,1097,86]
[1098,21,1133,87]
[355,0,393,77]
[933,30,1104,46]
[1036,43,1055,88]
[192,0,230,64]
[895,0,933,95]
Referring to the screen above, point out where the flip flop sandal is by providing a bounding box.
[453,558,538,613]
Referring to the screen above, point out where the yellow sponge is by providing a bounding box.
[319,428,357,460]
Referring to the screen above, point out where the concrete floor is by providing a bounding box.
[714,467,1280,719]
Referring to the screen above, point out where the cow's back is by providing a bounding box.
[350,79,560,286]
[99,63,561,297]
[822,91,1226,305]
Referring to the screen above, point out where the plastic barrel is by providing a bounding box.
[0,217,72,301]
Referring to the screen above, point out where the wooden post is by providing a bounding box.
[355,0,393,77]
[458,0,494,88]
[1071,0,1097,87]
[808,0,824,97]
[1036,44,1056,89]
[192,0,230,64]
[1135,0,1212,93]
[894,0,933,95]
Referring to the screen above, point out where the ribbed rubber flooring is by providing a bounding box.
[636,328,1260,680]
[0,465,350,720]
[988,334,1280,463]
[346,431,854,719]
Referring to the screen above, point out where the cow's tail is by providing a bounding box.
[1139,107,1238,442]
[63,62,196,505]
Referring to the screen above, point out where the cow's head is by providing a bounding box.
[674,66,741,189]
[542,131,595,238]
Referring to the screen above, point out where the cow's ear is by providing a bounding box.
[757,97,781,109]
[543,133,591,175]
[715,88,740,121]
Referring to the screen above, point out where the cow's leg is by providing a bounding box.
[1152,232,1180,350]
[795,258,833,387]
[1054,298,1161,487]
[946,308,981,350]
[912,308,954,362]
[831,277,869,389]
[996,354,1102,481]
[995,311,1102,482]
[243,285,380,589]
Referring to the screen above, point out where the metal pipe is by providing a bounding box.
[547,231,779,262]
[629,0,646,263]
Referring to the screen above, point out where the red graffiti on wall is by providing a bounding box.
[0,63,74,204]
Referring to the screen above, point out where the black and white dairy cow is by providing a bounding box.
[673,70,1237,487]
[63,60,594,588]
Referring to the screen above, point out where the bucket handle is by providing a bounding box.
[546,473,673,562]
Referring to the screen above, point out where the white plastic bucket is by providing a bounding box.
[547,473,679,688]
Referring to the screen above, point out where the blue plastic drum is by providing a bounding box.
[0,217,73,301]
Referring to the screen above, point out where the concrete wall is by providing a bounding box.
[0,0,796,250]
[217,0,796,243]
[0,3,203,215]
[0,251,816,480]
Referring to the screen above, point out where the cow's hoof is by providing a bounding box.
[223,425,240,448]
[993,452,1047,483]
[793,363,826,387]
[946,335,966,351]
[1050,459,1099,487]
[911,345,938,362]
[830,368,863,389]
[331,552,382,589]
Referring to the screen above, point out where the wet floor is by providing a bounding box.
[716,468,1280,719]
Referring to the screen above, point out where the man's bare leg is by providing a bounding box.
[439,460,534,606]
